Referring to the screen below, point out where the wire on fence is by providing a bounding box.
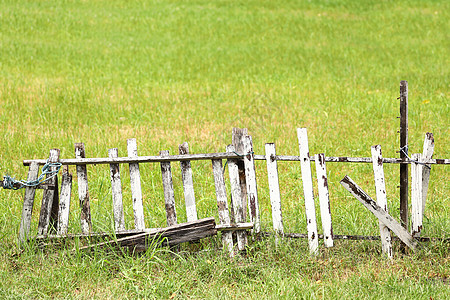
[2,161,62,190]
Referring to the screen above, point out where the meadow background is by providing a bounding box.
[0,0,449,298]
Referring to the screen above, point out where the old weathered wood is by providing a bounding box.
[216,222,253,231]
[75,143,92,234]
[297,128,319,254]
[232,127,248,221]
[411,153,423,237]
[179,142,198,222]
[243,135,261,234]
[109,148,125,231]
[127,139,146,230]
[399,80,409,231]
[57,166,73,236]
[18,162,40,242]
[212,159,234,254]
[24,154,450,166]
[37,149,60,236]
[226,144,247,251]
[265,143,284,235]
[160,150,177,226]
[78,217,217,251]
[371,145,392,258]
[421,133,434,215]
[314,153,333,248]
[340,175,418,251]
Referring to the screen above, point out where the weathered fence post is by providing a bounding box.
[297,128,319,255]
[160,150,177,226]
[179,142,198,222]
[411,153,423,237]
[421,133,434,215]
[399,80,409,231]
[75,143,92,234]
[371,145,392,258]
[314,153,333,248]
[57,165,73,235]
[227,144,248,251]
[265,143,284,235]
[127,139,146,230]
[109,148,126,232]
[38,149,60,236]
[232,128,248,221]
[18,162,39,242]
[243,135,261,234]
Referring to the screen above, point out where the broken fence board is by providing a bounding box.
[371,145,393,258]
[340,175,418,251]
[109,148,126,232]
[297,128,319,255]
[160,150,177,226]
[179,142,198,222]
[57,166,73,236]
[314,153,333,248]
[232,127,249,221]
[243,135,261,234]
[411,153,423,237]
[422,133,434,216]
[75,143,92,234]
[212,159,234,254]
[38,149,60,236]
[226,144,248,251]
[19,162,40,242]
[265,143,284,235]
[127,139,146,230]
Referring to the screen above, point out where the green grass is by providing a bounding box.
[1,0,449,298]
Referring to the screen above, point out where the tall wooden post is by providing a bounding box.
[399,80,409,230]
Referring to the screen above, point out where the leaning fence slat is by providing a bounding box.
[265,143,284,235]
[19,162,40,242]
[371,145,392,258]
[243,135,261,234]
[75,143,92,234]
[179,142,198,222]
[57,166,72,236]
[297,128,319,254]
[411,153,423,237]
[160,150,177,226]
[109,148,126,231]
[127,139,146,230]
[314,153,333,248]
[232,127,248,221]
[38,149,60,236]
[227,144,248,251]
[421,133,434,215]
[340,176,418,251]
[212,159,234,254]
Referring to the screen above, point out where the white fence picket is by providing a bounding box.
[179,142,198,222]
[411,153,423,237]
[421,133,434,216]
[19,162,40,242]
[75,143,92,234]
[265,143,284,235]
[314,153,333,248]
[57,166,72,236]
[160,150,177,226]
[127,139,146,230]
[109,148,126,231]
[243,135,261,234]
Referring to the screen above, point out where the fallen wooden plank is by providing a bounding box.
[77,217,217,251]
[340,175,418,251]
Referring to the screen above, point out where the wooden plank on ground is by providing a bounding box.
[75,143,92,234]
[179,142,198,222]
[160,150,177,226]
[340,175,418,251]
[314,153,333,248]
[212,159,234,254]
[371,145,393,258]
[127,139,145,230]
[421,133,434,216]
[226,144,248,251]
[297,128,319,254]
[243,135,261,234]
[78,217,217,251]
[411,153,423,237]
[109,148,126,231]
[265,143,284,235]
[37,149,60,236]
[19,162,40,242]
[232,127,248,221]
[57,166,72,236]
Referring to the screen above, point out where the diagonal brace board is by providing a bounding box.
[340,175,418,251]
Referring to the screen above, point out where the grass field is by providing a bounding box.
[1,0,449,298]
